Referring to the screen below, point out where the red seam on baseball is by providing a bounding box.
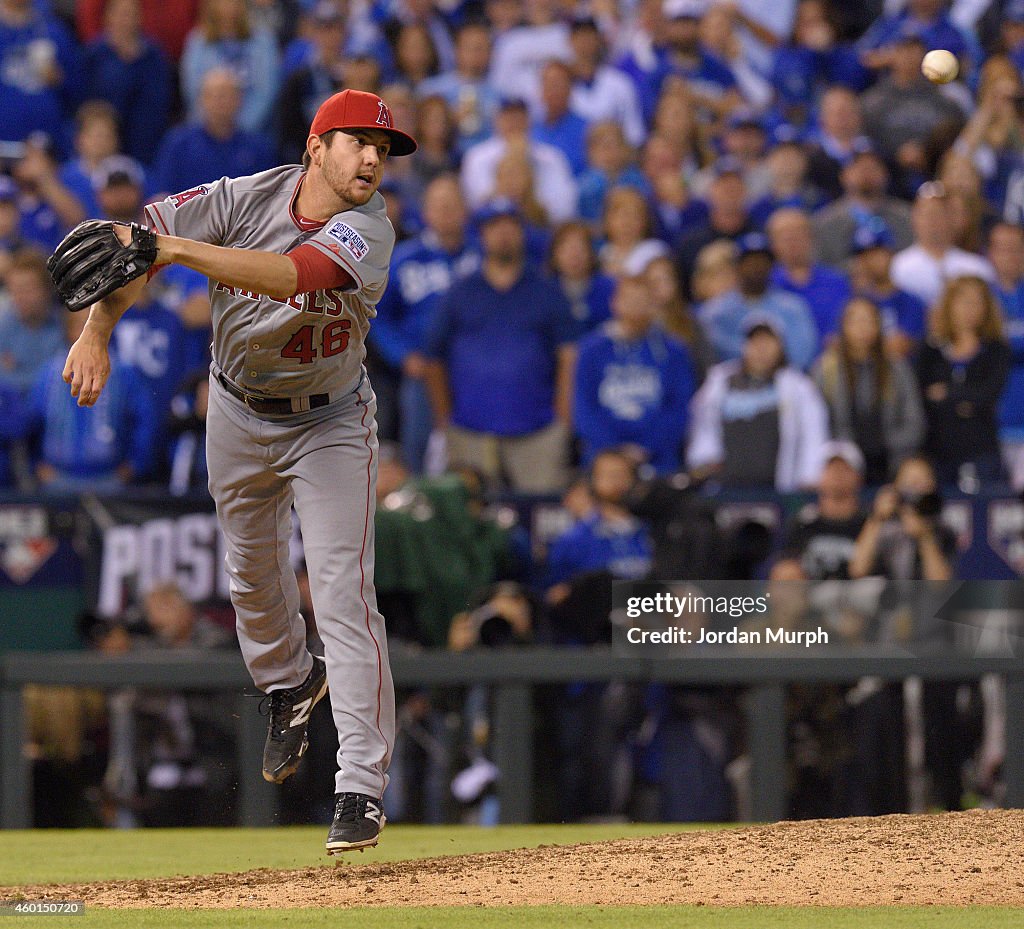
[357,386,388,796]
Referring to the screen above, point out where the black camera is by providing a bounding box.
[899,490,943,519]
[465,582,536,647]
[469,604,517,648]
[625,472,773,580]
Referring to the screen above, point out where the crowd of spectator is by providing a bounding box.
[4,0,1023,824]
[3,0,1024,502]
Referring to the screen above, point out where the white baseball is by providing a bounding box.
[922,49,959,84]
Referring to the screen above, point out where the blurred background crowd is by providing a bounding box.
[2,0,1022,829]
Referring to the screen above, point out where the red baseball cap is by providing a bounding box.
[309,89,418,157]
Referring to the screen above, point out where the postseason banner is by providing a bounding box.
[80,494,229,618]
[611,579,1024,659]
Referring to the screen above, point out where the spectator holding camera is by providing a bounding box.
[849,456,954,583]
[130,582,234,827]
[846,455,974,812]
[447,579,538,657]
[688,314,829,492]
[447,580,540,823]
[814,297,925,485]
[917,275,1010,487]
[10,135,86,252]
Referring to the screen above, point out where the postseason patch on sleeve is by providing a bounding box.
[326,221,369,261]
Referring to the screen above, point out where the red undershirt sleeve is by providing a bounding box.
[287,243,356,294]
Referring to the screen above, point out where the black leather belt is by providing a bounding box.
[217,373,330,415]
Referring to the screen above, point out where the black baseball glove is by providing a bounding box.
[47,220,159,312]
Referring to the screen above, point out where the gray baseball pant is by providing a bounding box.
[207,372,394,799]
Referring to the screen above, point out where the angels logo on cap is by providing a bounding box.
[310,89,417,156]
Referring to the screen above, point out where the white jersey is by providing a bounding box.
[144,165,395,399]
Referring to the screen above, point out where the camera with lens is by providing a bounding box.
[898,490,943,519]
[465,582,535,648]
[468,603,517,647]
[625,472,774,580]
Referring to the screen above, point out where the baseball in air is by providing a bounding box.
[922,49,959,84]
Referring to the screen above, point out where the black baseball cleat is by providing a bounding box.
[260,655,328,784]
[326,792,386,853]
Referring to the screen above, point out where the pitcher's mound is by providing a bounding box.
[15,809,1024,908]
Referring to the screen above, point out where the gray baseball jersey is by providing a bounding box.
[144,165,395,398]
[146,166,397,801]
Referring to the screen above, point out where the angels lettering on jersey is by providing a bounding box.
[144,165,395,397]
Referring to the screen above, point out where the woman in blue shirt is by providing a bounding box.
[549,221,615,339]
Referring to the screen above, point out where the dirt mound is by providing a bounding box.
[11,809,1024,908]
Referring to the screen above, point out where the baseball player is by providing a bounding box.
[55,90,417,852]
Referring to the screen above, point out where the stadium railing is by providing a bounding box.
[1,647,1022,829]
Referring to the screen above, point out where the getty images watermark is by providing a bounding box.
[611,580,1024,658]
[623,590,827,647]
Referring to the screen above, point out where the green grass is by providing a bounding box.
[0,824,714,886]
[1,907,1021,929]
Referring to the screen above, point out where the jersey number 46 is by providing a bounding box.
[281,320,350,364]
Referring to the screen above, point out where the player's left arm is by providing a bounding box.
[63,274,149,407]
[154,234,302,301]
